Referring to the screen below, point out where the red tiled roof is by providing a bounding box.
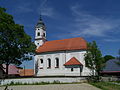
[36,37,87,53]
[64,57,83,66]
[19,69,34,76]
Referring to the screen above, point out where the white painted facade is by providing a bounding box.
[34,50,91,76]
[35,27,46,48]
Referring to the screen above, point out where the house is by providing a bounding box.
[19,69,34,77]
[2,64,20,77]
[101,59,120,76]
[34,17,91,76]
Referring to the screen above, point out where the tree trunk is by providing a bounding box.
[6,64,9,78]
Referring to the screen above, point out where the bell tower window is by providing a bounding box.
[43,33,45,37]
[37,32,40,36]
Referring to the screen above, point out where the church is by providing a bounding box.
[34,17,91,76]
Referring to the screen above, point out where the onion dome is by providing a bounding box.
[35,16,45,29]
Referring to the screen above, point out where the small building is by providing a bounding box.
[19,69,34,77]
[101,59,120,76]
[2,64,20,77]
[34,17,91,76]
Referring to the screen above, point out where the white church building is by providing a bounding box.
[34,17,91,76]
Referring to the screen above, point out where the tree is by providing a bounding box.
[103,55,115,63]
[0,7,36,77]
[85,41,103,79]
[116,49,120,65]
[117,49,120,60]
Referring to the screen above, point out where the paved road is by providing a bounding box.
[0,83,101,90]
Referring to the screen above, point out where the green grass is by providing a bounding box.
[90,82,120,90]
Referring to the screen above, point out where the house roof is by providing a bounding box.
[102,59,120,73]
[36,37,87,53]
[2,64,19,75]
[64,57,83,66]
[19,69,34,76]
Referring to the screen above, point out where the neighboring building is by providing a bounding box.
[2,64,19,77]
[101,59,120,76]
[34,17,91,76]
[19,69,34,77]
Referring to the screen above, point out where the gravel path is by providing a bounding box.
[0,83,101,90]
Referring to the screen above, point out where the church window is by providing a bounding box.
[37,32,40,36]
[40,59,43,63]
[43,33,45,37]
[38,28,40,30]
[71,68,74,72]
[47,58,51,68]
[55,58,59,68]
[40,59,43,69]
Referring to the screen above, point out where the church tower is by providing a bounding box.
[35,16,46,48]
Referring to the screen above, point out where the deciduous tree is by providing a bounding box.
[0,7,36,77]
[85,41,103,78]
[103,55,115,63]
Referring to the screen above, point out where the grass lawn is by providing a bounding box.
[90,82,120,90]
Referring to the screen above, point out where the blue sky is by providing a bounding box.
[0,0,120,69]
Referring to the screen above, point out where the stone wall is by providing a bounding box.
[0,77,87,85]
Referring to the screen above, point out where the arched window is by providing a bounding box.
[37,32,40,36]
[40,59,43,64]
[43,33,45,37]
[71,68,74,72]
[40,59,43,69]
[55,58,59,68]
[47,58,51,68]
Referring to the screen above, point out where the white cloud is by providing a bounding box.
[70,4,120,37]
[37,0,56,18]
[103,39,120,42]
[38,6,55,18]
[16,3,33,13]
[40,0,48,8]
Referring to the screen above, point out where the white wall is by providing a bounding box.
[0,77,87,85]
[35,27,46,48]
[34,50,91,76]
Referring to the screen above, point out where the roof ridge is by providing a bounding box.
[45,37,84,43]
